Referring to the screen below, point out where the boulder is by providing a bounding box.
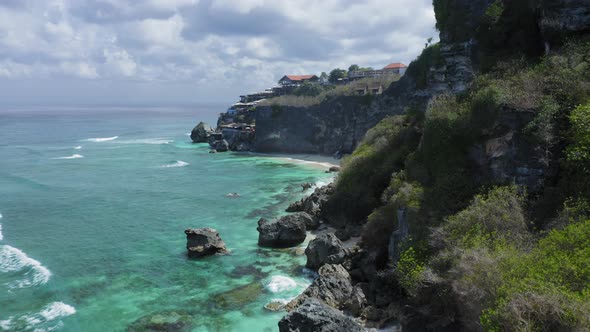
[190,122,212,143]
[286,264,360,313]
[257,216,307,248]
[293,211,320,231]
[305,234,347,270]
[327,166,341,173]
[213,139,229,152]
[279,299,364,332]
[185,228,228,258]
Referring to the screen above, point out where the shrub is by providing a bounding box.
[566,101,590,171]
[327,116,420,224]
[442,186,530,250]
[405,43,443,89]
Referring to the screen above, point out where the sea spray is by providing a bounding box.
[161,161,190,168]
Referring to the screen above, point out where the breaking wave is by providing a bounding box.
[85,136,118,142]
[74,146,82,150]
[265,275,297,293]
[0,301,76,331]
[0,245,51,289]
[52,154,83,160]
[161,160,189,168]
[117,138,174,145]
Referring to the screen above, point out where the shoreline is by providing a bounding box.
[235,151,341,170]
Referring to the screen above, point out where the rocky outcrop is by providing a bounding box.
[212,139,230,152]
[538,0,590,47]
[305,234,347,270]
[286,184,334,218]
[279,299,365,332]
[191,122,213,143]
[287,264,366,316]
[257,215,307,248]
[185,228,228,258]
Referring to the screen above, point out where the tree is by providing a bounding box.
[348,64,360,72]
[329,68,347,83]
[320,72,328,79]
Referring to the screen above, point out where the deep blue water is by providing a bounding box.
[0,106,334,331]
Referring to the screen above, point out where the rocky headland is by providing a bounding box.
[190,0,590,330]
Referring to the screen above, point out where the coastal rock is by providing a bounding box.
[328,166,341,173]
[301,182,314,191]
[127,311,192,332]
[304,184,335,218]
[257,216,307,248]
[213,139,229,152]
[279,299,364,332]
[286,264,357,312]
[190,122,212,143]
[285,200,304,213]
[305,234,347,270]
[185,228,228,258]
[293,211,320,231]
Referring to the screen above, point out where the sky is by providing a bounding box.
[0,0,437,106]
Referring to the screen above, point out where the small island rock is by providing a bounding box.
[185,228,228,258]
[190,122,213,143]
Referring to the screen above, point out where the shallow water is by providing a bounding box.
[0,106,334,331]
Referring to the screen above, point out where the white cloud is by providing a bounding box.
[0,0,437,103]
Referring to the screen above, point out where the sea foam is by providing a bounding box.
[53,154,83,160]
[161,160,189,168]
[86,136,118,142]
[118,138,173,145]
[0,245,51,288]
[265,275,297,293]
[0,302,76,331]
[74,146,82,150]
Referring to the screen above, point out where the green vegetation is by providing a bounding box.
[328,68,347,83]
[405,43,443,89]
[326,38,590,330]
[259,76,400,107]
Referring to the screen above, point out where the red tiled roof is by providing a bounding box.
[383,63,407,70]
[284,75,317,81]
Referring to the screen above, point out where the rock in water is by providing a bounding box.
[185,228,228,258]
[305,233,347,270]
[127,311,192,332]
[213,139,229,152]
[257,216,307,248]
[278,299,364,332]
[191,122,212,143]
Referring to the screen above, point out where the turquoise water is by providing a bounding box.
[0,106,334,331]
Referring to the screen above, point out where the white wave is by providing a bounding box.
[0,245,51,288]
[85,136,118,142]
[185,132,191,136]
[265,275,297,293]
[0,224,3,242]
[117,138,173,145]
[74,146,82,150]
[52,154,83,160]
[161,160,189,168]
[0,302,75,331]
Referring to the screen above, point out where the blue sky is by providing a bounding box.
[0,0,437,105]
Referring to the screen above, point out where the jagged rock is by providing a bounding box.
[127,311,192,332]
[286,264,355,312]
[185,228,228,258]
[264,300,288,312]
[305,234,347,270]
[257,216,307,248]
[191,122,212,143]
[294,211,320,230]
[279,299,364,332]
[301,182,314,191]
[213,139,229,152]
[285,200,304,212]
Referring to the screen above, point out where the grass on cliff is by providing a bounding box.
[259,76,400,108]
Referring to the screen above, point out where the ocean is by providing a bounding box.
[0,106,335,331]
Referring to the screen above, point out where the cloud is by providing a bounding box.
[0,0,437,104]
